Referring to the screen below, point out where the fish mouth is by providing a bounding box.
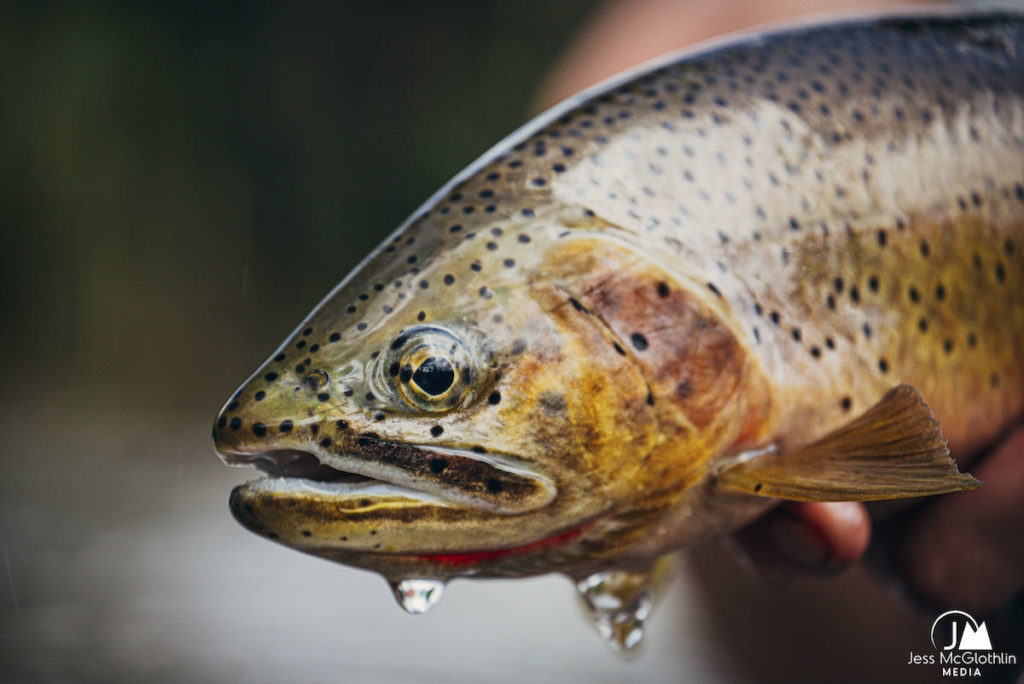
[218,439,556,515]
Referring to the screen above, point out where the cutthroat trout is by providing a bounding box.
[214,11,1024,650]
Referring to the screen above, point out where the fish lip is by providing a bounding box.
[217,440,556,514]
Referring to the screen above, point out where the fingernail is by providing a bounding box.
[771,513,830,571]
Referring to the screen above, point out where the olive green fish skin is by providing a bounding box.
[214,12,1024,580]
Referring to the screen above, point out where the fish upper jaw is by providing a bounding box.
[214,425,556,515]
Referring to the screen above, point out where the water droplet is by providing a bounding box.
[574,568,653,655]
[389,578,446,614]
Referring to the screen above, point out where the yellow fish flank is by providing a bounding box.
[214,12,1023,649]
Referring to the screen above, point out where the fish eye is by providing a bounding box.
[411,356,455,396]
[387,327,474,412]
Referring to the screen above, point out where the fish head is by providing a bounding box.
[213,195,744,579]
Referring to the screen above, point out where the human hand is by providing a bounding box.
[730,429,1024,615]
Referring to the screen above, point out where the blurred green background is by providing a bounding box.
[0,1,596,411]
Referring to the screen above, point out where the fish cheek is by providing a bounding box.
[526,278,660,493]
[538,239,767,478]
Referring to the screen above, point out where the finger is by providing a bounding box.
[726,501,871,581]
[893,427,1024,614]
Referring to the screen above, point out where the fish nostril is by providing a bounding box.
[305,369,329,390]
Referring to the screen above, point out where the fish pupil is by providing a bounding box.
[412,357,455,396]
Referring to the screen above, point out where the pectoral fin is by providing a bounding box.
[714,385,981,502]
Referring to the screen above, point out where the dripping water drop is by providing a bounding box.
[574,567,655,656]
[389,578,446,615]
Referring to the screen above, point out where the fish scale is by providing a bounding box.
[213,11,1024,651]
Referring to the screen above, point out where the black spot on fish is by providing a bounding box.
[429,458,447,474]
[485,479,503,494]
[264,372,278,382]
[253,423,267,437]
[631,332,649,351]
[279,420,293,433]
[840,396,852,412]
[230,417,241,430]
[320,437,332,448]
[430,425,444,437]
[488,391,502,405]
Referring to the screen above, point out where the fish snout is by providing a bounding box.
[211,368,331,462]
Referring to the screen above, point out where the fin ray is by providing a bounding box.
[714,385,981,501]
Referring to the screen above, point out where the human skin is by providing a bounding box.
[537,0,1024,614]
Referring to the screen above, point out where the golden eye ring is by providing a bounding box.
[387,328,473,412]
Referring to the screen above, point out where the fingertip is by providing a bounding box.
[788,501,871,568]
[727,501,871,581]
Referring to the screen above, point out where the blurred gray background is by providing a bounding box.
[1,2,1018,683]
